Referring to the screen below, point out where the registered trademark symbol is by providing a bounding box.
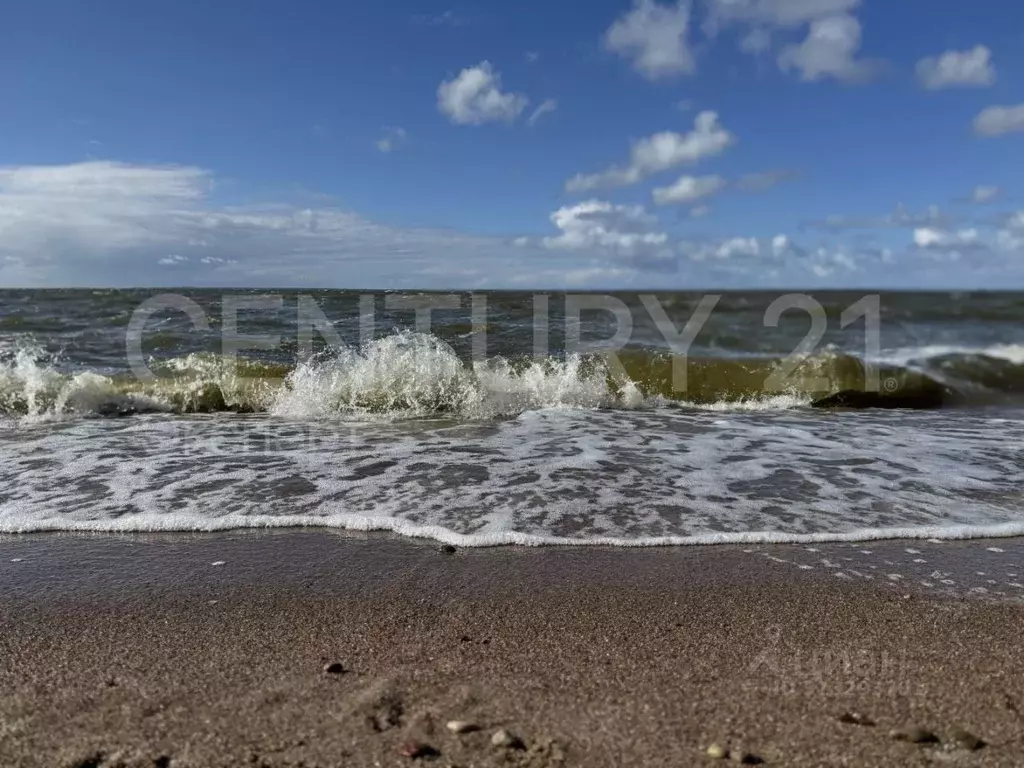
[883,377,899,393]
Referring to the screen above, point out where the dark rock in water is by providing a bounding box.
[398,740,439,759]
[812,389,947,410]
[439,544,457,555]
[323,661,346,675]
[889,727,938,744]
[948,727,985,751]
[837,711,875,726]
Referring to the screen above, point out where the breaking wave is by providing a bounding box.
[3,333,1024,421]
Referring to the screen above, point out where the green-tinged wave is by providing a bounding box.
[1,333,1021,420]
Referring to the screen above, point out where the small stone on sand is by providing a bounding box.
[322,662,346,675]
[948,727,985,751]
[706,744,727,759]
[491,729,524,749]
[890,727,938,744]
[439,544,457,554]
[837,712,875,726]
[398,740,438,759]
[730,751,762,764]
[446,720,478,734]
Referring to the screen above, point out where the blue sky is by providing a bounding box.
[1,0,1023,288]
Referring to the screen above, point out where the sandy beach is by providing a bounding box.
[1,532,1022,767]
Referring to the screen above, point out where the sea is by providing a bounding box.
[1,289,1023,546]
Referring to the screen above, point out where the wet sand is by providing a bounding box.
[1,532,1023,767]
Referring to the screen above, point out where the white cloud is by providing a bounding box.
[973,104,1024,137]
[716,237,760,258]
[972,185,1000,204]
[375,126,407,153]
[916,45,995,90]
[913,227,980,249]
[565,111,734,192]
[0,160,558,288]
[771,234,790,256]
[437,62,529,125]
[527,98,558,127]
[690,205,712,218]
[541,200,669,253]
[685,236,764,262]
[605,0,695,80]
[777,14,875,83]
[705,0,860,29]
[652,174,726,205]
[525,51,540,63]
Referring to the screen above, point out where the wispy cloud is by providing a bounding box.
[527,99,558,127]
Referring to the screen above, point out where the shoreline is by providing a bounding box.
[1,532,1023,766]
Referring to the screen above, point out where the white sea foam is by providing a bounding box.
[2,407,1022,545]
[875,343,1024,366]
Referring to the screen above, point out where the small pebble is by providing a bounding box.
[398,740,438,759]
[837,712,875,726]
[446,720,478,734]
[322,662,346,675]
[491,729,524,749]
[948,727,985,751]
[731,751,762,764]
[890,727,938,744]
[706,744,728,759]
[439,544,457,555]
[211,561,225,566]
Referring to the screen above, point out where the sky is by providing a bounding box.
[1,0,1023,289]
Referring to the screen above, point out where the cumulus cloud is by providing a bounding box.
[916,45,995,90]
[604,0,695,80]
[913,227,981,250]
[541,200,669,253]
[973,104,1024,137]
[375,126,407,153]
[652,174,726,205]
[527,98,558,127]
[437,62,528,125]
[565,111,734,192]
[777,14,876,83]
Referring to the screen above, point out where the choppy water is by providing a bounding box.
[1,289,1023,545]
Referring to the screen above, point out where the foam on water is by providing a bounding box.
[2,407,1022,545]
